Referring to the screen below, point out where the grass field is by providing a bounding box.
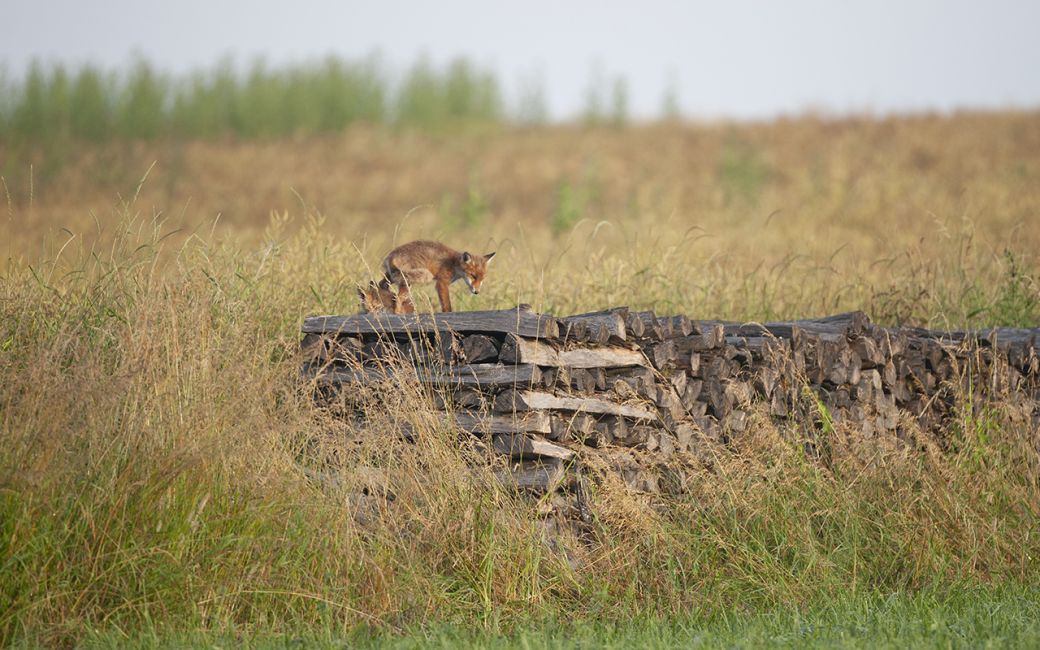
[1,109,1039,647]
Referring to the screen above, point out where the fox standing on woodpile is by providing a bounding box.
[373,240,495,313]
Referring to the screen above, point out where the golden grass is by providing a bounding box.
[4,112,1038,324]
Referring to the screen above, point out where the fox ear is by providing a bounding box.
[461,252,471,263]
[484,251,496,264]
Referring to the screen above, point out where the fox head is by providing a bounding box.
[459,251,496,295]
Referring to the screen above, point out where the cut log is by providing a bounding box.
[650,339,679,370]
[679,325,726,352]
[669,370,688,396]
[452,411,551,435]
[461,334,500,364]
[560,308,627,343]
[629,311,664,340]
[727,336,788,362]
[492,433,575,460]
[561,346,647,369]
[682,379,704,407]
[697,356,735,381]
[727,410,749,433]
[734,311,871,339]
[706,381,733,418]
[615,423,653,447]
[662,315,695,337]
[495,459,566,491]
[852,336,885,369]
[312,363,543,389]
[499,334,558,366]
[549,413,597,442]
[494,390,658,421]
[303,306,560,339]
[606,366,658,399]
[755,367,778,398]
[570,368,596,394]
[433,389,485,410]
[499,334,647,368]
[624,311,647,338]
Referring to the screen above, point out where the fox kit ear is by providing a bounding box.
[461,252,472,264]
[484,251,496,264]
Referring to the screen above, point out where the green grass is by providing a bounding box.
[73,585,1040,648]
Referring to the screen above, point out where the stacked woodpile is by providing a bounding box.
[301,306,1040,493]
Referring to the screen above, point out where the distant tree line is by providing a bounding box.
[0,56,680,143]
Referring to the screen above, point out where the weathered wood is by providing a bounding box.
[461,334,499,364]
[304,306,1040,457]
[303,306,560,339]
[499,334,647,368]
[726,410,749,433]
[624,311,647,338]
[562,347,647,369]
[851,336,885,369]
[706,381,732,418]
[570,368,597,394]
[727,336,788,362]
[560,308,628,343]
[494,390,658,421]
[724,311,870,339]
[669,370,688,396]
[452,411,551,435]
[492,433,575,460]
[697,356,735,381]
[312,363,542,389]
[432,389,486,410]
[301,333,367,364]
[381,335,456,366]
[754,367,778,398]
[629,311,664,340]
[655,386,686,428]
[662,315,695,337]
[549,413,597,442]
[679,325,726,352]
[650,339,679,370]
[606,366,658,399]
[495,459,566,491]
[597,415,628,444]
[682,379,704,407]
[499,334,558,366]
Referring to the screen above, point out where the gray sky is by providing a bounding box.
[3,0,1039,120]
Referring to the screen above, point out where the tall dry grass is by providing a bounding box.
[1,208,1038,646]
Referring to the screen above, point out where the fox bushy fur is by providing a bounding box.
[359,240,495,313]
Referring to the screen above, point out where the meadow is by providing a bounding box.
[1,59,1040,647]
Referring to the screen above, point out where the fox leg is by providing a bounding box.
[435,278,453,312]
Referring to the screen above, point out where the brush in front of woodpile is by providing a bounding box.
[380,240,496,313]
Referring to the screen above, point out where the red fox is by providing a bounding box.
[380,240,495,313]
[357,278,414,314]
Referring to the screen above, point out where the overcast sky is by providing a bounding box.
[3,0,1039,120]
